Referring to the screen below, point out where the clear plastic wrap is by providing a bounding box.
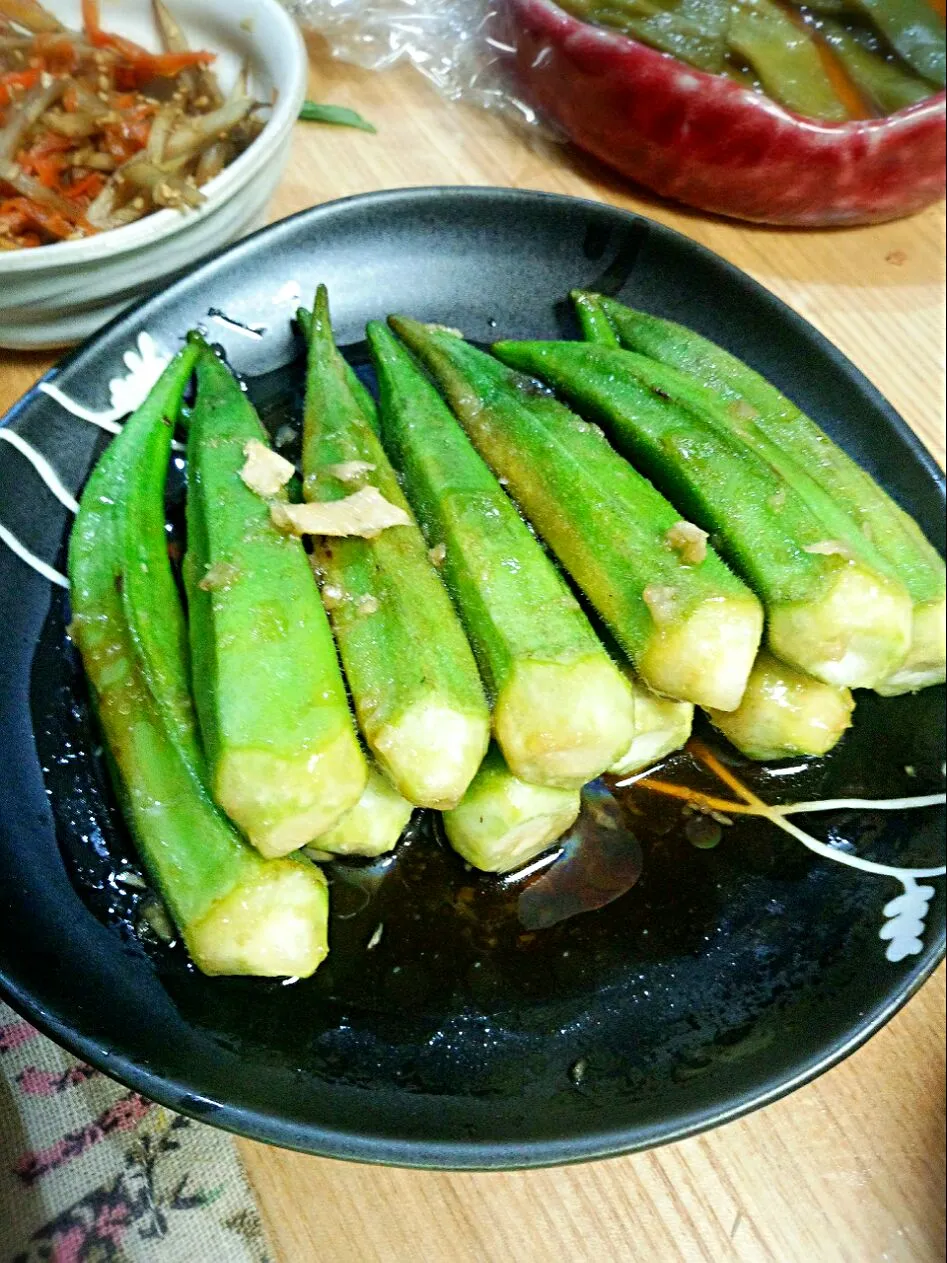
[286,0,558,132]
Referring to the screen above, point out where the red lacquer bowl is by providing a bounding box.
[507,0,947,226]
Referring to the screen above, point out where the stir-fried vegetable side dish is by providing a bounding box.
[553,0,945,120]
[66,290,946,977]
[0,0,264,249]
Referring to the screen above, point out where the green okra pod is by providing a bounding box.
[442,744,581,874]
[296,305,380,434]
[69,351,330,977]
[118,341,201,761]
[370,319,635,790]
[301,288,490,809]
[580,295,946,695]
[390,317,763,712]
[494,338,912,691]
[185,340,367,857]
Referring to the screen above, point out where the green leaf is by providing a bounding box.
[298,101,377,133]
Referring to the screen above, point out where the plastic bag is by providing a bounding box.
[286,0,557,132]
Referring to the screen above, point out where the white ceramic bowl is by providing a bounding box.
[0,0,306,349]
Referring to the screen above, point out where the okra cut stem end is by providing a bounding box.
[442,745,581,874]
[187,859,330,978]
[495,655,636,789]
[370,697,490,811]
[608,676,694,777]
[875,595,947,696]
[767,564,913,690]
[704,650,855,761]
[311,763,414,857]
[213,726,369,858]
[637,592,765,712]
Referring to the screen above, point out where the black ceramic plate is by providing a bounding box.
[0,188,944,1170]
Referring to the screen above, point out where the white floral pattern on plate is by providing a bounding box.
[39,333,172,433]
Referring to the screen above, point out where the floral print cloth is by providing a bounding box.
[0,1002,273,1263]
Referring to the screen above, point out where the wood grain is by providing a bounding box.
[1,35,944,1263]
[242,964,944,1262]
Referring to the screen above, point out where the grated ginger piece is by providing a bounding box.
[198,561,240,592]
[270,487,411,539]
[643,584,681,625]
[666,521,708,566]
[325,460,376,484]
[240,439,295,497]
[803,540,855,559]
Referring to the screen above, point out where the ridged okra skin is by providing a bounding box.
[705,651,855,761]
[69,351,330,978]
[296,304,380,432]
[583,294,946,696]
[442,744,581,874]
[494,339,912,692]
[369,319,635,789]
[185,342,367,857]
[390,317,763,712]
[302,289,490,809]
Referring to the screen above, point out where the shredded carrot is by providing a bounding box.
[23,131,74,158]
[29,153,65,188]
[0,69,41,106]
[33,34,79,75]
[22,201,75,238]
[81,0,212,78]
[101,110,154,163]
[64,170,104,201]
[0,195,75,241]
[139,51,215,74]
[0,70,42,90]
[79,0,102,40]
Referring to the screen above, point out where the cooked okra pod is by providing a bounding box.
[369,319,635,789]
[301,288,490,809]
[70,350,330,977]
[185,341,367,857]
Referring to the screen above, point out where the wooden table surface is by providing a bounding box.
[2,36,945,1263]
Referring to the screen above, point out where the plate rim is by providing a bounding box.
[1,185,944,1171]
